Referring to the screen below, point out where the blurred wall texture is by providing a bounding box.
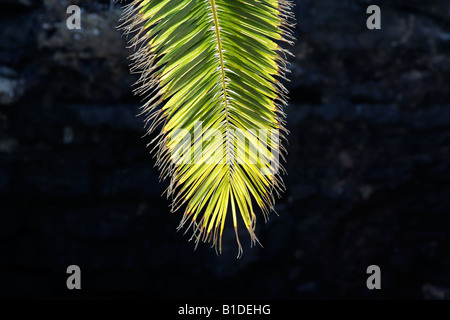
[0,0,449,299]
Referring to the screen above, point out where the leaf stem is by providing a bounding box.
[208,0,233,165]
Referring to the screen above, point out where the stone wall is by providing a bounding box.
[0,0,449,299]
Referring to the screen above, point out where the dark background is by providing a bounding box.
[0,0,449,299]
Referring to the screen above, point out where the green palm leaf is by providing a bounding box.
[120,0,295,257]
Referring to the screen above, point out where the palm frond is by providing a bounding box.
[120,0,295,257]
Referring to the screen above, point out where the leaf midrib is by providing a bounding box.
[208,0,233,166]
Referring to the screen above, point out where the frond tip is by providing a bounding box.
[119,0,295,257]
